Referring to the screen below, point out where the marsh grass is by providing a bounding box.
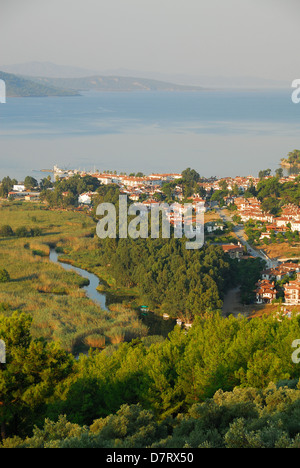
[108,305,148,343]
[29,242,50,257]
[0,203,148,354]
[84,334,106,349]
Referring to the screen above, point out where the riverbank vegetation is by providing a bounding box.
[0,202,147,353]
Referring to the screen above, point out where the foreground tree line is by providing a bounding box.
[2,311,300,447]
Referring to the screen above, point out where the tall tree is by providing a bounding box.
[0,313,74,439]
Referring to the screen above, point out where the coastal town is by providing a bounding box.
[1,165,300,314]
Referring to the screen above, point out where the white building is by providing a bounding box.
[291,221,300,232]
[13,185,25,192]
[78,192,96,205]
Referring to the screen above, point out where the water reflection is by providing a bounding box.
[139,312,177,338]
[49,249,108,310]
[49,249,176,337]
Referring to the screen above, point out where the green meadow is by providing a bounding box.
[0,202,147,353]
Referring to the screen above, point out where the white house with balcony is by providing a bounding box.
[78,192,96,205]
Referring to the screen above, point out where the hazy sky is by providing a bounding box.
[1,0,299,80]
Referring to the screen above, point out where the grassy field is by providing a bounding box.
[204,209,223,223]
[0,202,148,353]
[258,242,300,261]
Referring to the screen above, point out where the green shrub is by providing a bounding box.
[0,225,14,237]
[0,269,10,283]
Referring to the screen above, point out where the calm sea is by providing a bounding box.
[0,89,299,181]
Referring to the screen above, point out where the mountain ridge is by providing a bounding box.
[23,75,205,92]
[0,62,288,89]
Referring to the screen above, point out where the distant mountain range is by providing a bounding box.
[102,69,288,89]
[0,66,205,97]
[24,75,204,93]
[0,61,288,98]
[1,62,288,89]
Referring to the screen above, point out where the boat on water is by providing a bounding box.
[54,165,68,175]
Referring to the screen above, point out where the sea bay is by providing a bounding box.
[0,89,299,181]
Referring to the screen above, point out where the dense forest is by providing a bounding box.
[2,311,300,447]
[256,175,300,215]
[96,238,229,319]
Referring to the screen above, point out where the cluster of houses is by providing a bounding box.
[77,172,183,206]
[275,204,300,232]
[76,172,294,207]
[77,173,209,233]
[234,197,274,224]
[255,263,300,306]
[199,175,259,194]
[4,170,298,214]
[199,173,298,195]
[232,197,300,236]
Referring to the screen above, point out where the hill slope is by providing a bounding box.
[0,71,79,97]
[281,150,300,168]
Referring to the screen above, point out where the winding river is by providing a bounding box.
[49,249,176,337]
[49,249,108,310]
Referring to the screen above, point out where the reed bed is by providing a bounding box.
[0,203,149,354]
[83,334,106,349]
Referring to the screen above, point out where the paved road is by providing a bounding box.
[214,205,279,269]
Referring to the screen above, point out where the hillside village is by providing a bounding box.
[1,168,300,309]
